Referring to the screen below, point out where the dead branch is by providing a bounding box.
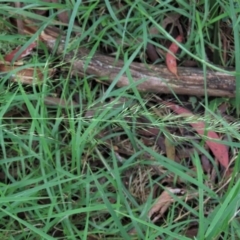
[46,41,236,97]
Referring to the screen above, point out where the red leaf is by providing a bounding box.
[169,35,183,53]
[4,42,37,62]
[166,35,182,77]
[162,101,229,168]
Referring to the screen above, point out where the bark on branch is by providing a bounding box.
[47,41,236,97]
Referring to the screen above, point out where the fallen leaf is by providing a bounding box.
[183,227,198,238]
[146,43,159,62]
[11,18,61,45]
[166,35,182,77]
[201,155,211,174]
[162,101,229,169]
[0,64,55,84]
[148,188,184,223]
[87,235,100,240]
[147,13,182,63]
[164,137,176,160]
[149,13,182,36]
[4,42,37,62]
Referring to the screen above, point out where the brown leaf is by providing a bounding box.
[164,137,176,160]
[4,42,37,62]
[156,136,166,152]
[0,64,55,84]
[148,188,184,222]
[51,0,69,23]
[87,235,100,240]
[183,227,198,238]
[162,101,229,169]
[166,35,183,77]
[149,13,181,36]
[146,43,159,62]
[201,155,211,174]
[147,13,182,63]
[12,18,61,44]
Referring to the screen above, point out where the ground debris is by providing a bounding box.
[148,187,185,223]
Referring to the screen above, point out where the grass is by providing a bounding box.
[0,0,240,239]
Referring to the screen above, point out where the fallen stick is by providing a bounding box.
[46,40,236,97]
